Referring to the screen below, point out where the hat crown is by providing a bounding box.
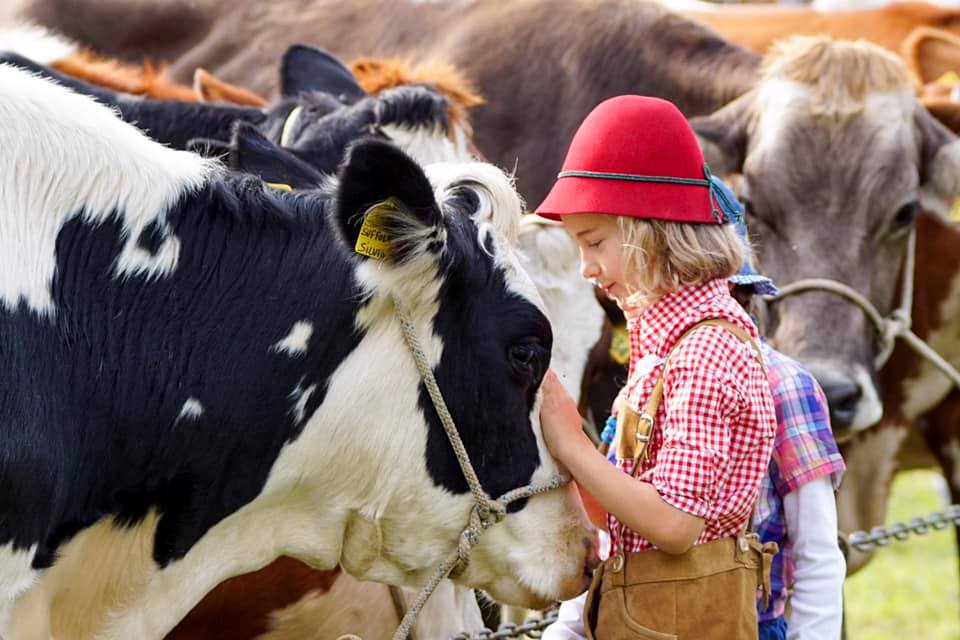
[561,96,706,180]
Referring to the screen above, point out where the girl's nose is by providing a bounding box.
[580,258,600,281]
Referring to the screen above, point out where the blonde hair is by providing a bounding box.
[617,217,746,308]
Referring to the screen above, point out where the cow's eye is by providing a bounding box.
[892,201,919,232]
[509,341,546,381]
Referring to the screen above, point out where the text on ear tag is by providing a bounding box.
[355,198,398,260]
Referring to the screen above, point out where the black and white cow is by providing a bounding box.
[0,64,596,638]
[0,44,468,175]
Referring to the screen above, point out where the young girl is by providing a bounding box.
[542,214,847,640]
[536,95,778,639]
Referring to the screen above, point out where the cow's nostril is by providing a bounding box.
[822,380,862,429]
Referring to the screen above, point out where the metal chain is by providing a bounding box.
[845,503,960,553]
[450,607,560,640]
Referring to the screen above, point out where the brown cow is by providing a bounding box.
[681,1,960,56]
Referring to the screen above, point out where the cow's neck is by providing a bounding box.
[884,214,960,421]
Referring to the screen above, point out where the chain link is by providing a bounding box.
[450,606,559,640]
[846,504,960,553]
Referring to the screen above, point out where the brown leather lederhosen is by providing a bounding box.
[585,319,778,640]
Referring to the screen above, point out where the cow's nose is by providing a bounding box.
[823,380,861,429]
[809,367,863,432]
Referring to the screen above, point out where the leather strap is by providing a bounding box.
[616,318,764,470]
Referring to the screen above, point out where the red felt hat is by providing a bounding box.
[536,95,724,224]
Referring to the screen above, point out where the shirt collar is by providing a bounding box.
[627,278,746,360]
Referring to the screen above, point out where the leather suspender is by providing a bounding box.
[615,319,764,468]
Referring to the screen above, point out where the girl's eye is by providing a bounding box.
[587,239,603,249]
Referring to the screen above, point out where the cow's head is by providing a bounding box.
[264,44,476,169]
[692,36,960,438]
[314,138,595,607]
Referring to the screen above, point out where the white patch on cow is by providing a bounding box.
[0,23,77,64]
[849,366,884,432]
[517,217,604,400]
[0,543,39,634]
[751,80,814,156]
[382,123,471,165]
[176,398,204,422]
[901,269,960,419]
[115,221,182,280]
[752,82,914,159]
[290,381,317,424]
[272,321,314,357]
[0,65,218,316]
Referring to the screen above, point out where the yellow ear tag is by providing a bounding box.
[608,323,630,366]
[936,71,960,87]
[354,198,398,261]
[951,196,960,223]
[265,182,293,192]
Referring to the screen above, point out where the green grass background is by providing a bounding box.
[845,470,960,639]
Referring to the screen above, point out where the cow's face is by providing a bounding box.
[694,37,960,439]
[322,139,595,607]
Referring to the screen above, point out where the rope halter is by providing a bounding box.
[389,300,571,640]
[763,227,960,389]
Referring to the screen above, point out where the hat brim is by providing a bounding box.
[728,274,779,297]
[535,175,720,224]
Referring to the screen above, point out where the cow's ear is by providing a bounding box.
[902,26,960,86]
[193,68,268,107]
[228,122,325,188]
[917,103,960,219]
[689,92,754,177]
[334,138,444,266]
[281,44,367,102]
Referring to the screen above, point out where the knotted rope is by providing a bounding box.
[389,301,570,640]
[765,227,960,389]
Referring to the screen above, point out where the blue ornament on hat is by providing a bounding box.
[720,182,779,297]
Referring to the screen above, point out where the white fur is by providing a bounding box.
[0,23,76,65]
[0,65,217,316]
[921,139,960,219]
[849,366,884,432]
[290,381,317,425]
[382,123,472,165]
[517,217,604,400]
[272,321,314,357]
[177,398,205,421]
[0,543,38,635]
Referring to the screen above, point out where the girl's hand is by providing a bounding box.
[540,369,590,464]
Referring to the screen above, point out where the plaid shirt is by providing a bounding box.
[753,342,846,621]
[609,279,776,554]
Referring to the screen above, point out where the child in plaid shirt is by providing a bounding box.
[543,210,846,640]
[536,95,777,638]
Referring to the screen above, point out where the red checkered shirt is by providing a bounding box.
[609,278,777,554]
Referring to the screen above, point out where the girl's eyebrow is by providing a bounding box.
[576,227,597,238]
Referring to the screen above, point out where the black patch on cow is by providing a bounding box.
[0,173,369,568]
[422,207,551,508]
[281,44,367,103]
[137,219,167,255]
